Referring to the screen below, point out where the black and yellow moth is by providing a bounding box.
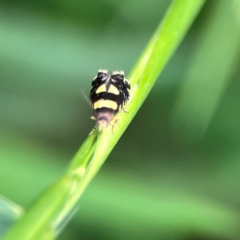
[89,69,130,131]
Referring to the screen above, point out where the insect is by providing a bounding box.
[89,69,130,131]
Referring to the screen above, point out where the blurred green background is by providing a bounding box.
[1,0,240,239]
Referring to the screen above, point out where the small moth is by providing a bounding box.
[89,69,130,130]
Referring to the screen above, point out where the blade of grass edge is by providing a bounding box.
[70,0,206,210]
[4,131,98,240]
[4,1,205,239]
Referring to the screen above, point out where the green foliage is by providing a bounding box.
[3,1,205,239]
[1,0,240,240]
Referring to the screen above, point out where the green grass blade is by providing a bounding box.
[4,0,205,239]
[4,131,98,240]
[72,0,206,205]
[171,0,240,143]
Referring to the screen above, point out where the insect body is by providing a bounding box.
[89,69,130,131]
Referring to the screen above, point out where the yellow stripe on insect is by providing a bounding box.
[94,100,118,110]
[108,85,119,95]
[96,84,107,94]
[96,84,119,95]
